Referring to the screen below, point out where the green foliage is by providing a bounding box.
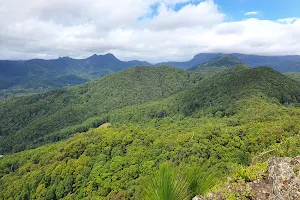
[207,135,300,199]
[285,72,300,82]
[0,66,203,153]
[0,65,300,199]
[232,162,268,183]
[0,93,299,199]
[0,54,151,98]
[142,163,189,200]
[184,165,221,196]
[190,55,245,72]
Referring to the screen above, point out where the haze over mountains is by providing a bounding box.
[189,55,244,72]
[0,53,151,98]
[1,52,300,98]
[158,53,300,71]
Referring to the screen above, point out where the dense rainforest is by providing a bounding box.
[0,59,300,199]
[0,66,204,153]
[285,72,300,82]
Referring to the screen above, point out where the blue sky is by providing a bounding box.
[216,0,300,20]
[173,0,300,21]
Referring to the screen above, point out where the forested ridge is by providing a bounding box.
[0,54,151,98]
[2,53,300,98]
[189,55,244,72]
[285,72,300,82]
[0,64,300,199]
[0,66,204,153]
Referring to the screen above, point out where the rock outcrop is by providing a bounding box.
[268,156,300,200]
[193,156,300,200]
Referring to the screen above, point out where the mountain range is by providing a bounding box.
[1,52,300,98]
[158,53,300,71]
[0,53,151,98]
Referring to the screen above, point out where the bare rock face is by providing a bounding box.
[192,196,205,200]
[247,179,275,199]
[192,156,300,200]
[268,156,300,200]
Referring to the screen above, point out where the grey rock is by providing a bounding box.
[192,196,205,200]
[268,156,300,200]
[191,156,300,200]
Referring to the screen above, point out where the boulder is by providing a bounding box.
[191,156,300,200]
[268,156,300,200]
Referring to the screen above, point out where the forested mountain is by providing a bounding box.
[189,55,244,72]
[0,66,203,153]
[157,53,224,69]
[158,53,300,72]
[0,64,300,199]
[2,52,300,98]
[1,64,299,154]
[0,54,151,98]
[285,72,300,82]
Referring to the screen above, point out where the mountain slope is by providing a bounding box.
[0,66,203,153]
[2,53,300,99]
[285,72,300,82]
[1,66,300,155]
[0,54,152,98]
[107,66,300,124]
[189,55,244,72]
[157,53,224,69]
[0,67,300,200]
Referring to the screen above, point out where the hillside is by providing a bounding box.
[157,53,224,69]
[285,72,300,82]
[106,66,300,124]
[158,53,300,72]
[0,66,203,153]
[0,54,151,98]
[2,53,300,99]
[0,66,300,199]
[1,65,300,155]
[189,55,244,72]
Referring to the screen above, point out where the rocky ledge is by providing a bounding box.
[193,156,300,200]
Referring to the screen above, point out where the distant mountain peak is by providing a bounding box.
[190,54,245,72]
[204,54,244,66]
[104,53,116,57]
[88,53,116,58]
[193,52,223,59]
[87,53,120,63]
[58,56,71,60]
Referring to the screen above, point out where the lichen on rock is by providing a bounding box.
[268,156,300,200]
[193,156,300,200]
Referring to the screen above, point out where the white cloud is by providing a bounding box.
[0,0,300,62]
[146,0,224,30]
[244,11,260,16]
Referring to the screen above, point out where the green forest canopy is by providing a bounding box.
[0,65,300,199]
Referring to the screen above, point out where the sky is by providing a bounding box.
[1,0,300,62]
